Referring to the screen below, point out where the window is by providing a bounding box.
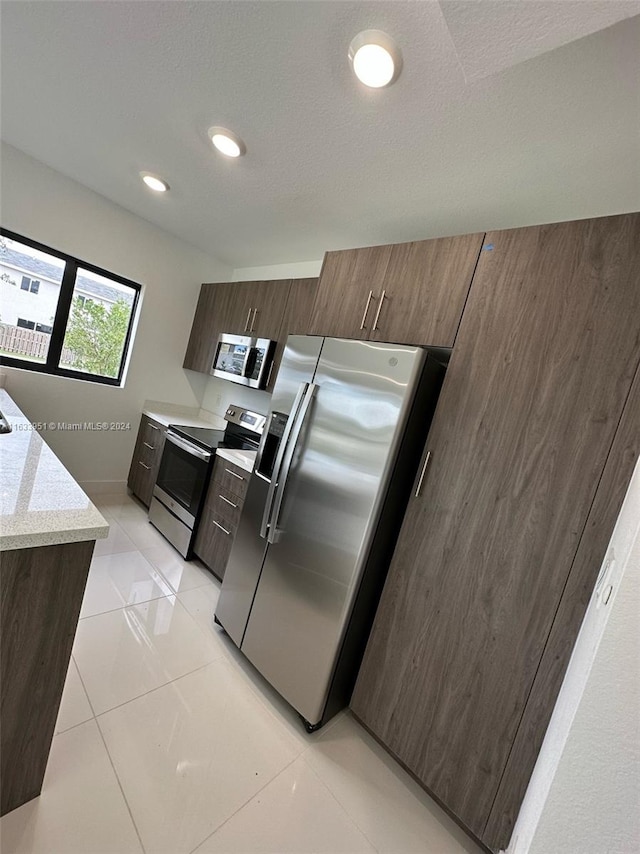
[1,229,141,385]
[21,276,40,294]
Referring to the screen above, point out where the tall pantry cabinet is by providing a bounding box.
[351,213,640,852]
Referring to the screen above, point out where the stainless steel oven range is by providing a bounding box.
[148,405,265,558]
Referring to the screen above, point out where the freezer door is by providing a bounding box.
[240,338,426,725]
[214,335,323,646]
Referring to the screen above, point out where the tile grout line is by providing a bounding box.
[185,754,301,854]
[300,751,382,853]
[72,655,148,854]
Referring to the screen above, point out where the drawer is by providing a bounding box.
[211,457,250,499]
[193,506,236,581]
[205,488,244,526]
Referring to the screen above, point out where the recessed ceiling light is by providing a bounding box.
[348,30,402,88]
[140,172,169,192]
[208,126,246,158]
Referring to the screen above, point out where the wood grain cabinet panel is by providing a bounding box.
[308,234,483,345]
[195,457,250,580]
[268,277,318,390]
[1,540,95,816]
[371,233,484,345]
[183,282,238,373]
[351,213,640,848]
[308,245,393,339]
[127,415,166,507]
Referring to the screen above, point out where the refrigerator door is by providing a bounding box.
[240,338,427,725]
[214,335,324,646]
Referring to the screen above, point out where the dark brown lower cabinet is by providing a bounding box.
[1,540,95,816]
[351,213,640,851]
[194,457,249,580]
[127,415,166,507]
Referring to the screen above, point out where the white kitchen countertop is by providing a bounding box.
[142,400,227,431]
[216,448,257,473]
[0,389,109,551]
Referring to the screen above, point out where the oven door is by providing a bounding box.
[154,433,212,527]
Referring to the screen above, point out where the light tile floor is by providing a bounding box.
[0,492,482,854]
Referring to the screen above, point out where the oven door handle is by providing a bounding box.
[165,431,212,461]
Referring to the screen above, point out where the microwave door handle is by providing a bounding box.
[267,382,316,545]
[259,382,308,539]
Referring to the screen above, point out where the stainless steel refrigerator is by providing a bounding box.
[215,336,445,730]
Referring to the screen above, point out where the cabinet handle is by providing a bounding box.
[244,308,252,332]
[360,290,374,330]
[225,468,245,481]
[219,494,238,508]
[372,289,386,331]
[414,451,431,498]
[148,423,159,431]
[143,442,155,450]
[250,307,258,332]
[213,520,231,535]
[139,461,151,471]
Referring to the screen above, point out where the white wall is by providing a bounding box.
[506,458,640,854]
[0,143,231,486]
[231,259,322,282]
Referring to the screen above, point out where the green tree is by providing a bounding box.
[63,297,130,377]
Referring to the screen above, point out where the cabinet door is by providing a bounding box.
[233,280,292,339]
[308,245,393,339]
[183,282,238,373]
[268,278,318,391]
[368,233,484,346]
[127,416,165,507]
[351,214,640,844]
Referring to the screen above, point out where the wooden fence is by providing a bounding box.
[0,324,76,364]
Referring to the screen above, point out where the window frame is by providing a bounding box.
[1,228,142,386]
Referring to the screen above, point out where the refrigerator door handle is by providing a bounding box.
[267,382,317,545]
[259,381,309,540]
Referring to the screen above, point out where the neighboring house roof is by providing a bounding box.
[0,245,134,305]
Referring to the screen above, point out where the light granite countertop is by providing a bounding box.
[0,389,109,551]
[142,400,227,431]
[216,448,257,473]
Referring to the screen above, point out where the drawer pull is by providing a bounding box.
[143,442,155,450]
[225,468,245,481]
[219,494,238,508]
[148,423,159,431]
[139,461,151,471]
[213,520,231,535]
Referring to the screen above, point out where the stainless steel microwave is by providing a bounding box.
[211,333,276,389]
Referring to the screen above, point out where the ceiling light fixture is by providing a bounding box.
[140,172,169,192]
[348,30,402,88]
[208,126,246,158]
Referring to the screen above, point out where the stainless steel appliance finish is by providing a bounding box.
[149,405,264,559]
[211,332,275,389]
[215,336,446,728]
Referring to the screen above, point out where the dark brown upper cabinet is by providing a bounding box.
[183,280,292,375]
[308,233,484,346]
[351,213,640,851]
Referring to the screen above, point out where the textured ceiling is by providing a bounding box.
[1,1,639,268]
